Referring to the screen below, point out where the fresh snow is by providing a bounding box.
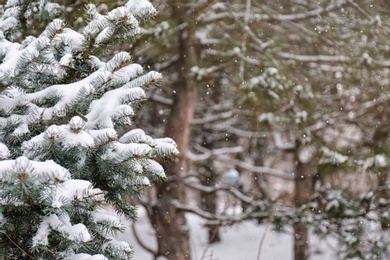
[44,2,61,14]
[102,240,132,255]
[0,142,10,159]
[119,128,156,146]
[92,211,123,227]
[153,137,179,156]
[140,176,150,186]
[144,159,165,177]
[319,147,348,165]
[116,208,337,260]
[62,127,94,149]
[363,154,389,169]
[298,145,316,164]
[32,213,91,246]
[95,27,114,45]
[64,254,108,260]
[0,156,70,186]
[126,0,157,17]
[51,179,104,209]
[60,53,73,66]
[101,143,152,162]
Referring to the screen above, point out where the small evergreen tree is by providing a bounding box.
[0,0,178,258]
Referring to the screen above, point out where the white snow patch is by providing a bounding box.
[51,179,104,209]
[0,157,70,185]
[119,128,156,146]
[144,159,165,177]
[62,118,94,148]
[299,145,316,164]
[65,254,108,260]
[44,2,61,13]
[154,137,179,156]
[60,53,73,66]
[116,208,337,260]
[85,86,146,129]
[102,240,132,254]
[126,0,156,17]
[0,143,10,159]
[101,143,152,162]
[32,213,91,246]
[319,147,348,165]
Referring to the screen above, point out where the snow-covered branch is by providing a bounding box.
[306,95,390,133]
[184,180,253,205]
[204,122,267,138]
[272,132,295,151]
[199,0,351,23]
[278,52,351,63]
[148,91,173,106]
[265,0,351,22]
[187,146,243,161]
[193,145,294,180]
[280,52,390,68]
[231,159,294,180]
[191,111,234,125]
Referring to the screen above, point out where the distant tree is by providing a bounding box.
[213,0,390,259]
[0,0,178,258]
[134,0,390,259]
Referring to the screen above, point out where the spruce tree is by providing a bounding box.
[0,0,178,259]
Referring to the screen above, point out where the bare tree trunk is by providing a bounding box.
[151,2,198,258]
[199,159,221,244]
[378,168,390,229]
[152,78,197,259]
[293,221,309,260]
[293,144,316,260]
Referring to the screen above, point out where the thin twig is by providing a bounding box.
[199,222,220,260]
[130,223,158,256]
[256,223,270,260]
[199,237,211,260]
[1,231,33,259]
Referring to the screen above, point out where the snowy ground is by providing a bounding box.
[116,208,338,260]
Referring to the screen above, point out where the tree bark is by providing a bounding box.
[199,159,221,244]
[293,144,316,260]
[152,78,196,259]
[293,221,309,260]
[378,168,390,229]
[151,2,198,258]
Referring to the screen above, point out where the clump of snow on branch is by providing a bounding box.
[0,143,10,159]
[363,154,389,169]
[126,0,157,18]
[0,156,70,187]
[319,147,349,165]
[51,179,105,209]
[245,67,289,100]
[32,214,91,246]
[153,137,180,157]
[64,253,107,260]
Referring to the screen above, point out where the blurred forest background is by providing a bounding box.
[1,0,390,259]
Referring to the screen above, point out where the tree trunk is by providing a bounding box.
[293,222,309,260]
[151,2,198,258]
[293,144,316,260]
[199,159,221,244]
[152,78,196,259]
[378,168,390,229]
